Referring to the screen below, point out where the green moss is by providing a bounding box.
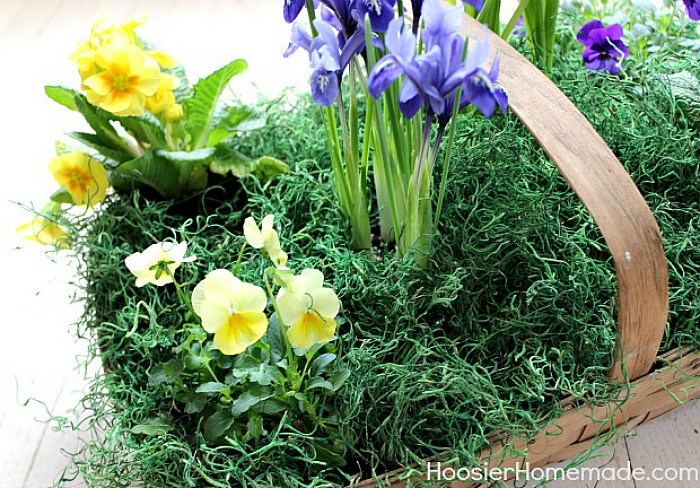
[61,38,699,488]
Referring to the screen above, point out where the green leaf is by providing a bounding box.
[185,394,208,414]
[131,414,174,436]
[203,410,236,442]
[73,95,133,154]
[243,415,265,442]
[306,377,334,391]
[45,85,80,111]
[309,353,336,378]
[210,144,288,180]
[67,132,131,163]
[116,113,168,148]
[206,105,266,146]
[112,148,214,198]
[265,314,286,365]
[149,359,184,385]
[329,369,350,392]
[185,59,248,150]
[195,382,227,394]
[666,71,700,129]
[251,398,289,415]
[231,385,273,417]
[49,188,74,205]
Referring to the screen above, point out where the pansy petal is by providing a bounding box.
[300,268,325,291]
[310,288,340,319]
[214,311,268,355]
[287,313,336,350]
[278,292,308,326]
[243,217,265,248]
[232,282,268,313]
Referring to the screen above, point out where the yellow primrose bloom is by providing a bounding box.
[166,103,184,122]
[16,217,70,249]
[145,73,180,115]
[83,43,161,116]
[124,241,196,288]
[277,269,340,350]
[243,215,287,267]
[192,269,269,355]
[48,152,109,208]
[146,50,179,69]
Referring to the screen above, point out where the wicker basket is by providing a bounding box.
[354,11,699,488]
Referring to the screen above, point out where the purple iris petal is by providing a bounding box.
[354,0,397,32]
[310,49,341,105]
[284,21,314,57]
[513,16,526,37]
[462,0,484,11]
[421,0,463,50]
[576,20,628,73]
[283,0,307,23]
[680,0,700,21]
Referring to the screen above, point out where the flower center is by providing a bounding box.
[112,73,131,91]
[367,0,382,15]
[318,73,329,92]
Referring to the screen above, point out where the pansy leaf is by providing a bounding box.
[666,71,700,129]
[231,385,273,417]
[131,414,174,436]
[203,410,236,442]
[184,59,248,150]
[306,377,334,391]
[251,398,289,415]
[185,394,208,414]
[45,85,81,111]
[309,353,337,378]
[195,382,228,394]
[149,358,184,385]
[265,314,287,365]
[243,415,265,442]
[329,369,351,392]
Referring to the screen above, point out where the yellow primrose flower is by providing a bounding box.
[124,241,196,287]
[243,215,288,267]
[16,217,70,249]
[48,152,109,208]
[145,73,180,115]
[83,43,161,116]
[277,269,340,350]
[166,103,184,122]
[146,50,179,69]
[192,269,269,355]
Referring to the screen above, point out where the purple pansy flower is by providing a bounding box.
[680,0,700,20]
[368,0,506,122]
[576,20,629,73]
[353,0,397,32]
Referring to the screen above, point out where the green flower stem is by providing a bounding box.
[167,270,198,324]
[304,0,318,36]
[263,272,296,371]
[205,362,221,384]
[231,242,247,276]
[502,0,532,41]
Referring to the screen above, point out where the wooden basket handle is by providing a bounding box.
[460,15,669,381]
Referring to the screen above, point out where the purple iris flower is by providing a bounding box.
[284,0,320,23]
[285,18,368,106]
[513,16,526,37]
[680,0,700,20]
[576,20,629,73]
[463,0,484,11]
[368,0,507,122]
[353,0,396,32]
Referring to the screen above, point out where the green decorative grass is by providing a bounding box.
[57,37,699,488]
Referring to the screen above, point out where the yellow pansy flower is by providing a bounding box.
[192,269,269,355]
[124,241,196,288]
[83,43,161,116]
[145,73,180,115]
[48,152,109,208]
[243,215,288,267]
[16,217,70,249]
[277,269,340,350]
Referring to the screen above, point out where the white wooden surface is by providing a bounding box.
[1,1,696,487]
